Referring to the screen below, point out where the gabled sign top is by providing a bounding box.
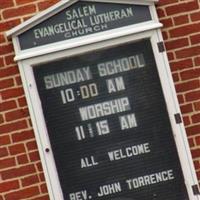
[6,0,158,50]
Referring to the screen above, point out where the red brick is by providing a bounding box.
[180,104,193,114]
[0,1,14,9]
[9,144,26,155]
[17,154,29,165]
[194,56,200,66]
[162,31,168,41]
[0,66,19,78]
[0,115,3,124]
[156,8,165,18]
[191,11,200,22]
[0,120,27,134]
[0,0,14,9]
[188,138,195,147]
[157,0,178,6]
[15,76,22,86]
[0,114,4,124]
[165,38,189,51]
[160,18,173,28]
[0,158,16,169]
[38,0,60,11]
[40,183,48,193]
[190,34,200,44]
[185,90,200,102]
[170,58,193,71]
[28,118,33,127]
[0,19,21,32]
[0,100,17,112]
[0,147,8,158]
[18,96,27,107]
[170,23,200,38]
[12,130,34,142]
[15,0,36,5]
[0,44,14,56]
[3,5,36,19]
[5,108,29,122]
[0,57,4,67]
[177,94,184,104]
[21,175,39,187]
[5,54,15,66]
[180,68,200,81]
[5,186,40,200]
[33,195,50,200]
[36,162,43,172]
[194,101,200,111]
[167,52,174,60]
[2,164,36,180]
[0,135,11,145]
[29,151,40,162]
[23,15,35,22]
[172,73,179,82]
[196,136,200,146]
[183,116,190,126]
[175,80,200,93]
[197,171,200,180]
[192,113,200,123]
[39,173,45,182]
[194,160,200,170]
[176,46,200,59]
[166,1,199,16]
[186,124,200,136]
[173,15,189,25]
[1,87,24,100]
[0,34,6,44]
[27,140,38,151]
[191,148,200,159]
[0,180,19,193]
[0,79,14,90]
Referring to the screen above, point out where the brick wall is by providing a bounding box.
[157,0,200,179]
[0,0,200,199]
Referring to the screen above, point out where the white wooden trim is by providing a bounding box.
[149,3,160,23]
[12,37,21,56]
[22,30,153,65]
[19,60,64,200]
[150,31,200,200]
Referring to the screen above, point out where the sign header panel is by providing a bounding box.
[33,39,189,200]
[18,2,152,50]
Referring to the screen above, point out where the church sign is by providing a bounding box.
[18,2,151,49]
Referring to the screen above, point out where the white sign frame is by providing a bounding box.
[18,29,199,200]
[7,1,199,200]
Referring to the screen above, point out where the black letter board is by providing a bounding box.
[18,2,151,50]
[33,39,189,200]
